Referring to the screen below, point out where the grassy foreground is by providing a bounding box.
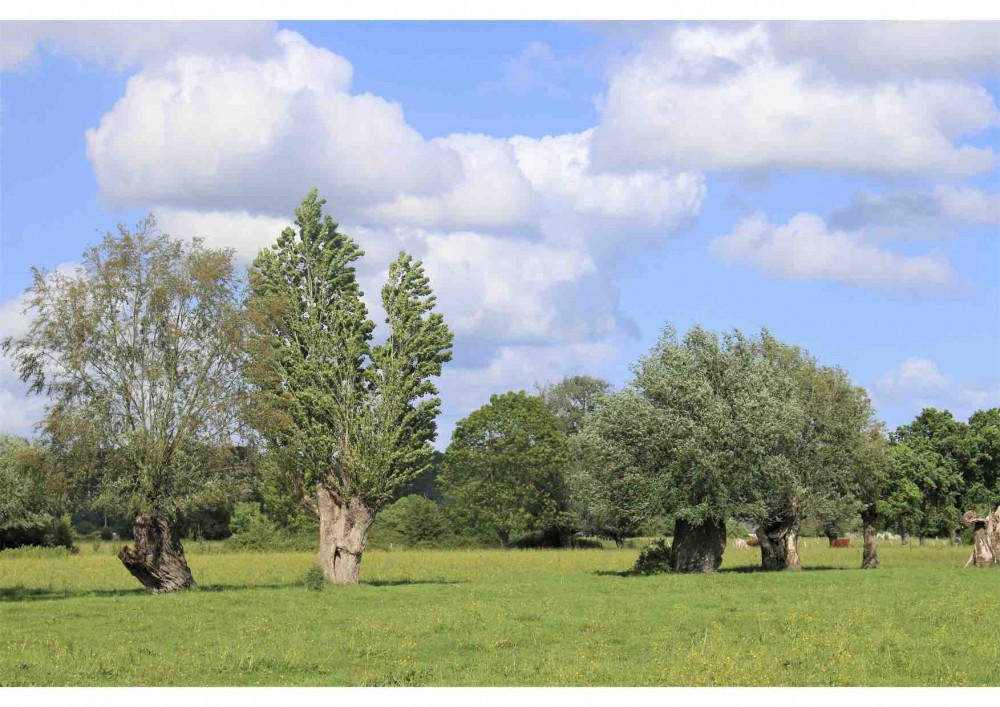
[1,542,997,686]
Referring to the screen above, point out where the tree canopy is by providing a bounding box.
[439,391,572,547]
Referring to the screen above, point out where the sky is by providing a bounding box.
[1,20,998,444]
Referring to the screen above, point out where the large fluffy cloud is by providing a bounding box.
[86,30,462,215]
[709,213,958,292]
[591,23,999,175]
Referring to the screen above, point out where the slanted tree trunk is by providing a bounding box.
[756,517,802,571]
[860,509,880,570]
[670,517,726,573]
[317,484,374,585]
[961,506,1000,568]
[118,514,196,593]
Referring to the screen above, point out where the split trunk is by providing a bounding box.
[118,514,196,593]
[756,517,802,571]
[962,505,1000,568]
[860,509,880,570]
[317,484,374,585]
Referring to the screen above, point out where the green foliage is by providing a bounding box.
[367,495,452,549]
[225,502,316,552]
[537,375,612,435]
[300,564,326,591]
[632,538,674,575]
[440,391,573,547]
[1,219,249,522]
[247,190,453,515]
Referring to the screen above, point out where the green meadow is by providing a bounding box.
[1,542,997,687]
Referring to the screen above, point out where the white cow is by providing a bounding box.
[734,538,749,550]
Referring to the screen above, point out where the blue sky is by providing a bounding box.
[1,21,998,442]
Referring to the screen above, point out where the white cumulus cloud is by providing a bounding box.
[591,23,999,175]
[86,30,462,216]
[709,212,958,291]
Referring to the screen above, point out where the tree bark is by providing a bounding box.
[756,517,802,571]
[317,484,373,585]
[826,533,837,547]
[670,517,726,573]
[901,532,911,547]
[961,506,1000,568]
[860,510,880,570]
[949,528,960,546]
[118,514,196,593]
[918,536,927,547]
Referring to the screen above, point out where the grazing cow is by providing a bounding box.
[734,538,748,550]
[831,538,852,548]
[747,538,761,547]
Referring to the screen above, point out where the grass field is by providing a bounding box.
[1,541,997,686]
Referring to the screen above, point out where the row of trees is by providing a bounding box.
[436,336,998,573]
[2,190,997,588]
[3,191,453,590]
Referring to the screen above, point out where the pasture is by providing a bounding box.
[1,542,997,687]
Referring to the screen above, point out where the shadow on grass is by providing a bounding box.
[595,565,848,578]
[363,578,468,587]
[0,577,467,602]
[0,582,299,602]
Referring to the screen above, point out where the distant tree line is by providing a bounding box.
[2,191,998,589]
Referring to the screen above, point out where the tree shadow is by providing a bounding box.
[0,578,467,602]
[0,582,297,602]
[594,564,848,578]
[362,578,468,587]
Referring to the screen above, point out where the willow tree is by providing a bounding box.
[2,220,248,592]
[750,335,880,571]
[579,325,804,573]
[247,191,452,584]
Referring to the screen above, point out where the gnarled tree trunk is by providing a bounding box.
[317,484,374,585]
[860,509,880,570]
[756,517,802,571]
[670,517,726,573]
[961,505,1000,568]
[118,514,196,593]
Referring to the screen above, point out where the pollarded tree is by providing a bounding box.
[438,391,573,548]
[2,220,248,592]
[247,190,452,584]
[752,334,878,571]
[601,325,805,573]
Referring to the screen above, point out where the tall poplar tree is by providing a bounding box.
[247,191,452,584]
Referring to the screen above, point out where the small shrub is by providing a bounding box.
[632,538,674,575]
[300,564,326,591]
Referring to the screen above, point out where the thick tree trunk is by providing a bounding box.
[756,517,802,571]
[962,506,1000,568]
[670,517,726,573]
[949,528,960,546]
[118,515,196,593]
[317,484,373,585]
[901,532,911,547]
[860,510,880,570]
[918,536,927,547]
[826,534,837,547]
